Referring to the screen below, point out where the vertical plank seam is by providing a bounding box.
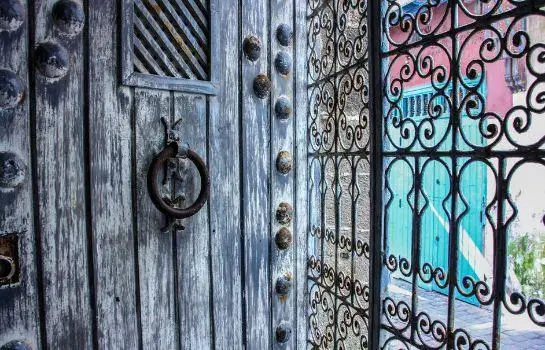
[291,0,298,346]
[123,0,144,347]
[27,1,47,347]
[237,0,247,346]
[267,0,273,348]
[170,91,182,349]
[205,96,217,350]
[292,0,298,345]
[130,88,144,350]
[82,0,100,347]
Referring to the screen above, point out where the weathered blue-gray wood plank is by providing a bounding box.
[270,0,297,348]
[135,88,178,349]
[0,1,40,347]
[87,0,139,348]
[172,92,212,349]
[241,0,271,347]
[208,0,243,347]
[32,0,92,347]
[294,1,309,348]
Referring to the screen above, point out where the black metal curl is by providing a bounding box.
[414,312,447,349]
[452,328,490,350]
[383,297,411,333]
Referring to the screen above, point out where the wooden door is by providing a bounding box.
[0,0,305,349]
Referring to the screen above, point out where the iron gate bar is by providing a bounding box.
[447,2,461,348]
[368,0,384,349]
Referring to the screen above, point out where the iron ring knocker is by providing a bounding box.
[147,141,210,219]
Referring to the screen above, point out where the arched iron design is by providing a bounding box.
[378,1,545,349]
[306,0,371,348]
[306,0,545,349]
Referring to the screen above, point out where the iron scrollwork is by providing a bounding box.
[306,0,545,349]
[380,0,545,349]
[306,0,372,348]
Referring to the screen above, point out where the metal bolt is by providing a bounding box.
[275,228,292,250]
[276,151,292,175]
[52,0,85,36]
[276,24,293,47]
[0,0,24,32]
[0,152,26,190]
[243,35,261,62]
[275,96,292,120]
[275,273,293,297]
[275,51,292,76]
[0,70,24,110]
[275,322,292,343]
[276,202,293,225]
[253,74,271,99]
[35,42,69,79]
[0,341,31,350]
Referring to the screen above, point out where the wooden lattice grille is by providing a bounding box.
[132,0,210,80]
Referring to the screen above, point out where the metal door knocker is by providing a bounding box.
[147,117,210,229]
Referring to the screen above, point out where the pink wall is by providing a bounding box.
[386,0,515,117]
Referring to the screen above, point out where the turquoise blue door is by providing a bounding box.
[387,80,487,305]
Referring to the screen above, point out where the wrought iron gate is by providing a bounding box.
[304,0,545,349]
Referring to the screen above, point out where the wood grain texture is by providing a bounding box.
[134,88,178,349]
[0,1,312,348]
[87,0,139,348]
[32,0,93,347]
[270,0,296,348]
[294,1,309,348]
[0,1,40,347]
[208,0,243,347]
[172,92,212,349]
[240,0,271,347]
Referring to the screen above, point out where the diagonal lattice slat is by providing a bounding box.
[133,0,210,80]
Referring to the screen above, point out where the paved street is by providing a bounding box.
[386,280,545,349]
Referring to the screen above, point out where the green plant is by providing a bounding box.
[508,233,545,299]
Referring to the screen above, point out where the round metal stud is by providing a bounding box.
[253,74,271,99]
[0,340,31,350]
[0,70,24,110]
[35,42,69,79]
[0,152,26,190]
[0,0,24,32]
[275,322,292,344]
[276,151,292,175]
[52,0,85,36]
[243,35,261,62]
[274,96,292,120]
[274,51,292,76]
[276,24,293,47]
[275,273,293,296]
[276,202,293,225]
[275,227,292,250]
